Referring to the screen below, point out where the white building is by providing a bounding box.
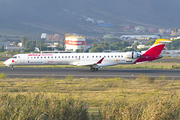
[41,33,47,39]
[65,35,86,51]
[5,47,24,51]
[137,45,150,49]
[120,35,160,40]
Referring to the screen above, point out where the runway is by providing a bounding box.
[1,67,180,79]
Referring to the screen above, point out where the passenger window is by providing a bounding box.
[68,56,70,58]
[65,56,67,58]
[28,57,29,59]
[75,56,77,58]
[62,56,64,58]
[96,56,98,58]
[108,56,109,58]
[41,57,43,59]
[34,57,36,59]
[87,56,89,58]
[92,56,94,58]
[55,56,56,58]
[82,56,84,58]
[44,57,46,58]
[48,57,50,58]
[118,56,120,58]
[58,56,60,58]
[51,56,53,58]
[104,56,106,58]
[121,55,123,58]
[72,56,74,58]
[37,57,39,59]
[111,56,113,58]
[99,56,101,58]
[115,56,117,58]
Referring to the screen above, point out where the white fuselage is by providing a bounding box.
[4,52,138,68]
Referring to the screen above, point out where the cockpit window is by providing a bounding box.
[12,56,17,58]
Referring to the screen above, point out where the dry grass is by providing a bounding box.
[1,74,180,119]
[0,74,180,106]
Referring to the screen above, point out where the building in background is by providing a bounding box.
[120,35,160,40]
[5,47,24,51]
[0,42,10,49]
[41,33,47,39]
[65,35,86,51]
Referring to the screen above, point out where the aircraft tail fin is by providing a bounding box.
[143,39,171,57]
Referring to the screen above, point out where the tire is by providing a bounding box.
[90,68,94,72]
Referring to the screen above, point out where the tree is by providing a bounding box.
[0,47,4,52]
[110,42,121,50]
[146,40,155,46]
[21,36,27,48]
[120,48,134,52]
[14,41,18,47]
[93,40,98,47]
[99,42,109,50]
[90,47,103,52]
[120,41,129,49]
[24,40,36,52]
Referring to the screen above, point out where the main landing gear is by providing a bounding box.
[11,65,15,71]
[90,67,98,72]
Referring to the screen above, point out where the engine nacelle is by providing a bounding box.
[126,52,141,59]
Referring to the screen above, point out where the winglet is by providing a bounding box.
[97,57,104,64]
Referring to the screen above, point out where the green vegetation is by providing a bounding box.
[90,40,130,52]
[166,39,180,50]
[0,46,4,52]
[0,94,89,120]
[1,74,180,119]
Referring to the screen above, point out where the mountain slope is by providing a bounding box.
[0,0,180,36]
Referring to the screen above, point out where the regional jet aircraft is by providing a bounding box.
[4,39,171,72]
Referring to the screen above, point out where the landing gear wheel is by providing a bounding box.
[95,68,98,71]
[11,66,14,71]
[90,67,95,72]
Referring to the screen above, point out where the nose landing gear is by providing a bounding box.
[11,65,15,71]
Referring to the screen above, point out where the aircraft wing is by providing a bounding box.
[77,57,104,66]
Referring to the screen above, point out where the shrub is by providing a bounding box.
[66,75,74,81]
[0,73,7,79]
[158,75,167,80]
[172,65,180,69]
[136,74,150,84]
[0,93,89,120]
[100,95,180,120]
[147,77,155,83]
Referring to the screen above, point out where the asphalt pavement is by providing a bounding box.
[1,67,180,79]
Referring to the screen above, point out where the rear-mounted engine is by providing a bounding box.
[125,52,141,59]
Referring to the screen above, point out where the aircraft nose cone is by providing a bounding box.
[3,60,10,66]
[3,61,7,65]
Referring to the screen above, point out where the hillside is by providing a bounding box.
[0,0,180,37]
